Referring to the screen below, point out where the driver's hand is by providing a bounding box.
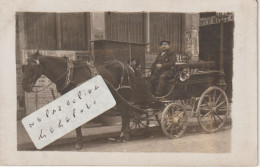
[156,64,162,69]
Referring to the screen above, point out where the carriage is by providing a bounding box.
[126,60,229,139]
[91,40,230,139]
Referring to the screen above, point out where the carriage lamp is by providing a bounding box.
[179,68,190,82]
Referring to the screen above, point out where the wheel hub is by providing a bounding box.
[212,107,217,112]
[173,117,180,124]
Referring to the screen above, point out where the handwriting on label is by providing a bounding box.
[22,75,116,149]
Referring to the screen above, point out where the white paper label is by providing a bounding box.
[22,75,116,149]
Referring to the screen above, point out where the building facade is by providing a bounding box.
[16,12,233,119]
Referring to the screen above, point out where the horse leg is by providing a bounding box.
[155,114,161,127]
[75,127,83,150]
[121,114,131,141]
[118,106,131,142]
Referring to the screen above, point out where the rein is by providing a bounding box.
[31,59,132,94]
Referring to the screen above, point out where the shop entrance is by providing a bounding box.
[199,13,234,99]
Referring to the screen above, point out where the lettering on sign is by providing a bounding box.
[22,75,116,149]
[176,54,189,63]
[200,14,234,26]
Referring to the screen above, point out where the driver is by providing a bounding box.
[149,40,176,96]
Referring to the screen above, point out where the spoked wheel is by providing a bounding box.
[197,86,229,133]
[161,103,188,139]
[130,112,149,136]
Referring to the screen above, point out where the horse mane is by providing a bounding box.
[39,55,86,65]
[40,55,67,61]
[37,55,68,65]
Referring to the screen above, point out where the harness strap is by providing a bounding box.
[86,61,98,77]
[115,61,132,91]
[120,63,125,87]
[125,64,131,86]
[57,58,74,92]
[58,59,99,92]
[68,60,74,82]
[32,69,69,93]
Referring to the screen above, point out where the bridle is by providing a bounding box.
[27,56,94,93]
[28,58,43,87]
[27,57,70,93]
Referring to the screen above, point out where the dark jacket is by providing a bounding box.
[151,50,176,74]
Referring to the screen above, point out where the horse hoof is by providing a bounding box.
[124,135,130,141]
[75,143,83,150]
[116,136,130,143]
[116,138,126,143]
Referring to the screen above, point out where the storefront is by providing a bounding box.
[199,12,234,99]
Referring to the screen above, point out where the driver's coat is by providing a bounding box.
[151,50,176,74]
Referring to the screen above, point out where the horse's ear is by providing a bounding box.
[33,50,40,60]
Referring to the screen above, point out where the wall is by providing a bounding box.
[149,13,185,53]
[105,12,145,43]
[104,12,186,69]
[17,12,91,51]
[104,12,186,53]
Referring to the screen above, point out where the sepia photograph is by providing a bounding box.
[0,0,257,166]
[16,11,233,152]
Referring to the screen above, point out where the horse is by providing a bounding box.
[22,50,139,150]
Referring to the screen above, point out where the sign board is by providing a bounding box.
[199,14,234,26]
[176,54,190,63]
[20,50,91,65]
[184,28,199,62]
[22,75,116,149]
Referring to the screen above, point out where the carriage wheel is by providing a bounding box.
[197,86,229,133]
[130,112,149,136]
[161,103,188,139]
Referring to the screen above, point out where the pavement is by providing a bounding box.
[17,115,232,150]
[17,119,121,150]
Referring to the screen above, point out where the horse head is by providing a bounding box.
[22,50,43,92]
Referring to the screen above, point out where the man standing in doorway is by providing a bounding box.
[149,40,176,96]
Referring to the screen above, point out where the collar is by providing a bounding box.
[57,58,74,92]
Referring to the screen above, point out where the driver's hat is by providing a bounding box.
[159,40,170,46]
